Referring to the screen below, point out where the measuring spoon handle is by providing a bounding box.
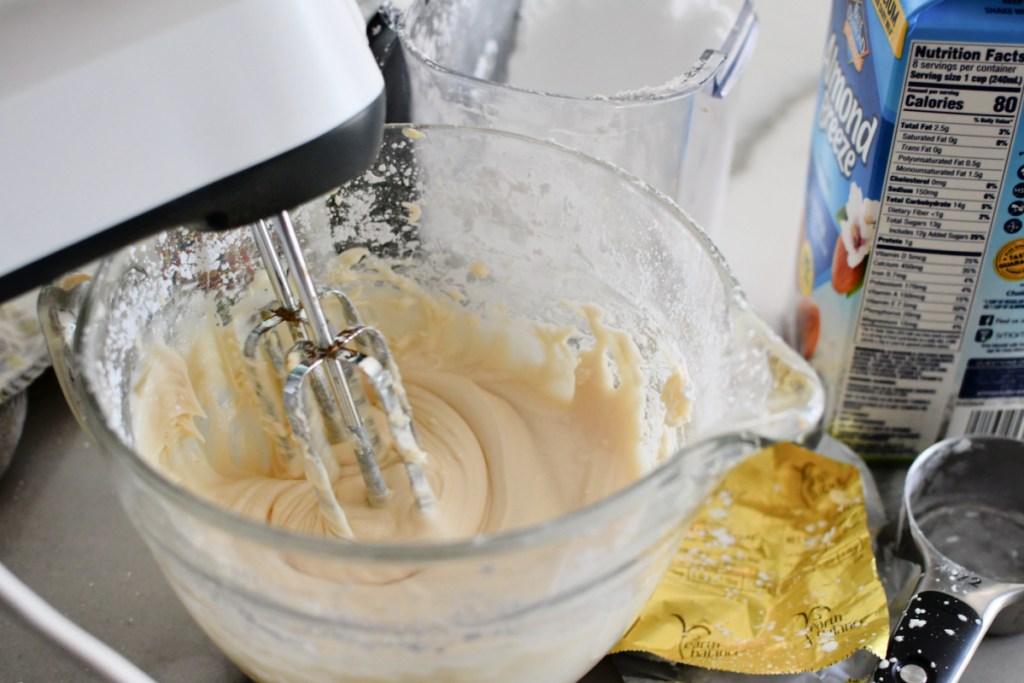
[872,590,985,683]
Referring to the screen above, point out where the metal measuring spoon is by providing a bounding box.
[873,436,1024,683]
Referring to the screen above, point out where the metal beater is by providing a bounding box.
[245,211,435,538]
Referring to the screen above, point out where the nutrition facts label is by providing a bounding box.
[835,39,1024,453]
[858,41,1024,349]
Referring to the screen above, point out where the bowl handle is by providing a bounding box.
[37,275,93,435]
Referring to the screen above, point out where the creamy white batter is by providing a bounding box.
[131,250,690,542]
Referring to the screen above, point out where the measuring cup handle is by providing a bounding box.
[872,590,985,683]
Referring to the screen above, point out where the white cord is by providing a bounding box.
[0,560,157,683]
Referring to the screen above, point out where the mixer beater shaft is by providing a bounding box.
[271,212,390,505]
[245,211,436,537]
[248,220,342,455]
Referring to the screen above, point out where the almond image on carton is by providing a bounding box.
[831,183,878,295]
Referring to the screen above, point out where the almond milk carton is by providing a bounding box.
[792,0,1024,460]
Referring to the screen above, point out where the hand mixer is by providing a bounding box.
[1,1,433,677]
[1,0,434,528]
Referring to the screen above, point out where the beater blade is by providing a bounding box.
[246,211,436,538]
[246,219,360,451]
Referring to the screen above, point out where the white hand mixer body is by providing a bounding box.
[0,0,382,298]
[0,0,427,523]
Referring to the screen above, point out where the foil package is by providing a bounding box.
[612,442,889,678]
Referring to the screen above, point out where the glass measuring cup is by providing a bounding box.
[373,0,757,234]
[42,125,822,683]
[873,436,1024,683]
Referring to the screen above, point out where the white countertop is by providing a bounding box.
[717,1,827,336]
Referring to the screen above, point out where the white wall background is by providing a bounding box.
[720,1,831,334]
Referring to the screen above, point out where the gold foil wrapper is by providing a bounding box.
[613,443,889,674]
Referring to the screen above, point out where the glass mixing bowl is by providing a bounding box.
[41,125,822,683]
[377,0,756,234]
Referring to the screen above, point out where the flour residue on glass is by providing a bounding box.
[503,0,735,98]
